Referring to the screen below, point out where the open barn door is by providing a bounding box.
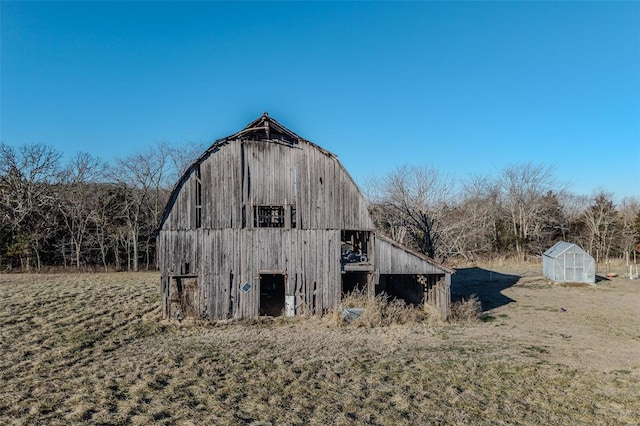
[168,276,199,320]
[259,273,286,316]
[341,271,370,295]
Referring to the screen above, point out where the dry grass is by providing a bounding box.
[333,289,443,328]
[1,271,639,425]
[449,295,482,323]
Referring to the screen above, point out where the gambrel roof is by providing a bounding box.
[157,113,345,231]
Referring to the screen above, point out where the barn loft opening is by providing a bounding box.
[259,274,286,316]
[341,230,370,263]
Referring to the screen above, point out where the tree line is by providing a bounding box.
[0,142,202,271]
[368,164,640,266]
[1,142,639,271]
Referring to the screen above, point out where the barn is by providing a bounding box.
[157,113,453,321]
[543,241,596,284]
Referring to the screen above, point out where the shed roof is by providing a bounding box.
[543,241,586,258]
[375,233,455,275]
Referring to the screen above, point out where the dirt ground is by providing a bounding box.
[451,263,640,373]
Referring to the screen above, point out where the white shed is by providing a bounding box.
[543,241,595,284]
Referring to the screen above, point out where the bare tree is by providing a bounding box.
[368,203,408,245]
[57,152,106,268]
[578,191,619,263]
[498,163,557,260]
[0,143,62,270]
[370,165,454,259]
[165,140,206,182]
[635,209,640,263]
[616,197,638,265]
[441,175,501,261]
[89,184,123,272]
[109,142,173,271]
[528,190,569,255]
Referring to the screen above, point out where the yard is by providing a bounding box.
[1,265,639,425]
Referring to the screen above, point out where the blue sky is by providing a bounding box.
[2,1,639,200]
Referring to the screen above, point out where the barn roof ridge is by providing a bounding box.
[202,113,338,159]
[227,112,304,143]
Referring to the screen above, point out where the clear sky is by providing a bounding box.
[2,1,639,200]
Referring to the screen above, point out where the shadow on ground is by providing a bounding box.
[451,267,520,312]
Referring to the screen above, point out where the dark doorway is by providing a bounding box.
[168,277,199,320]
[259,274,285,316]
[342,271,369,295]
[377,274,425,305]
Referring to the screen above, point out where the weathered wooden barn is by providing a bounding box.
[157,113,452,321]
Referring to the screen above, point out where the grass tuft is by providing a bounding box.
[449,294,482,323]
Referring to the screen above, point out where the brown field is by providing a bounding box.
[1,265,639,425]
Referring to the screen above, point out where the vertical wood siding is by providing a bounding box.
[159,123,450,321]
[374,235,452,319]
[160,228,341,319]
[162,140,373,232]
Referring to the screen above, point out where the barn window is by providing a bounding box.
[254,205,285,228]
[194,164,202,228]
